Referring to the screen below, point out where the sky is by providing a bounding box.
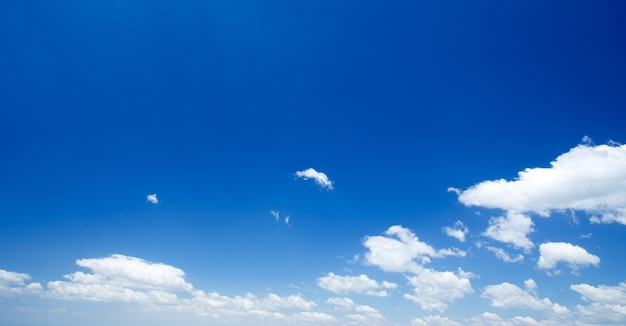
[1,1,626,325]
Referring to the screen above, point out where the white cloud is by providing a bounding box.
[317,273,396,297]
[270,210,280,221]
[486,246,524,263]
[483,212,535,251]
[294,168,334,190]
[412,314,461,326]
[571,281,626,323]
[147,194,159,205]
[404,268,474,312]
[537,242,600,271]
[0,269,42,296]
[363,225,464,273]
[326,297,385,324]
[482,281,567,314]
[455,140,626,224]
[293,311,336,322]
[442,220,468,242]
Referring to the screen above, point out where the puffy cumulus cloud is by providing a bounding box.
[455,140,626,224]
[442,220,469,242]
[363,225,465,273]
[72,254,193,291]
[411,314,462,326]
[537,242,600,272]
[404,268,474,312]
[482,280,567,314]
[294,168,334,190]
[570,281,626,323]
[317,273,396,297]
[483,212,535,251]
[0,269,43,296]
[147,194,159,205]
[486,246,524,263]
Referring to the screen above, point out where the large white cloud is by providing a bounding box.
[317,273,397,297]
[404,268,474,312]
[537,242,600,272]
[294,168,334,190]
[363,225,465,273]
[455,140,626,224]
[482,280,567,314]
[483,212,535,251]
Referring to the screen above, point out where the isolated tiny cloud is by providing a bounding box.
[146,194,159,205]
[454,138,626,224]
[294,168,334,190]
[537,242,600,272]
[442,220,469,242]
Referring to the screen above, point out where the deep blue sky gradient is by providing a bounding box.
[1,1,626,324]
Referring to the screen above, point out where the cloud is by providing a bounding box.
[537,242,600,271]
[454,140,626,224]
[147,194,159,205]
[442,220,468,242]
[363,225,465,273]
[482,280,567,313]
[294,168,334,190]
[404,268,474,311]
[317,273,396,297]
[486,246,524,263]
[411,314,461,326]
[571,281,626,323]
[270,210,280,221]
[483,212,535,251]
[0,269,42,296]
[326,297,386,324]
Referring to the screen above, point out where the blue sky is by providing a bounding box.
[1,1,626,325]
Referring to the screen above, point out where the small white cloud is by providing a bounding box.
[455,141,626,224]
[270,210,280,221]
[412,314,461,326]
[442,220,469,242]
[404,268,474,311]
[317,273,396,297]
[486,246,524,263]
[482,280,567,313]
[363,225,463,274]
[537,242,600,271]
[146,194,159,205]
[483,212,535,251]
[294,168,334,190]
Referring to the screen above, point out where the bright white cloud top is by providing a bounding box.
[294,168,334,190]
[146,193,159,205]
[537,242,600,272]
[455,139,626,224]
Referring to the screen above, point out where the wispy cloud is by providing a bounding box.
[486,246,524,263]
[294,168,334,190]
[442,220,469,242]
[270,210,291,224]
[146,194,159,205]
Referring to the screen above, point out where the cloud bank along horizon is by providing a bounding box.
[2,137,626,325]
